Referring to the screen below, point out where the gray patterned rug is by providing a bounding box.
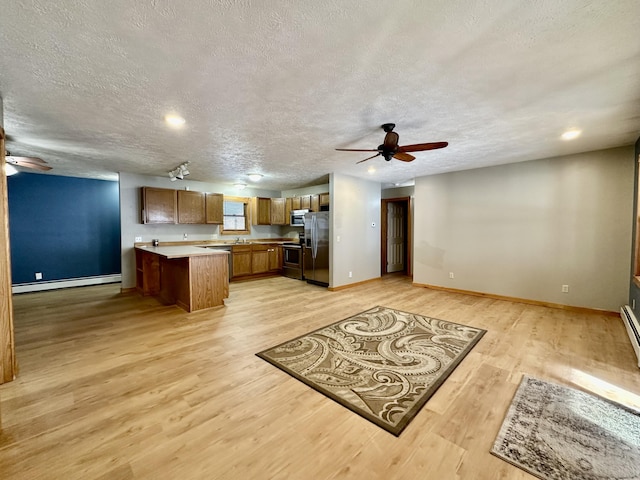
[492,376,640,480]
[257,306,486,436]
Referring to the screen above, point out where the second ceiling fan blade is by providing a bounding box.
[7,156,52,171]
[356,153,381,164]
[393,152,415,162]
[398,142,448,153]
[336,148,379,152]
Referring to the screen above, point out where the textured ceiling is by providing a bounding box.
[1,1,639,190]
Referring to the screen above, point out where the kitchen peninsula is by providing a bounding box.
[135,245,229,312]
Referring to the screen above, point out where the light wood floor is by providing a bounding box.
[0,275,638,479]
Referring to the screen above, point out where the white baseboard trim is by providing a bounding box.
[12,274,121,294]
[620,305,640,369]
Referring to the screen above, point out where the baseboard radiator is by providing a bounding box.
[12,274,121,294]
[620,305,640,368]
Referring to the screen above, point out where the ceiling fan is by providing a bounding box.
[336,123,448,164]
[4,151,52,171]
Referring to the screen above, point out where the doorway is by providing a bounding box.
[381,197,411,276]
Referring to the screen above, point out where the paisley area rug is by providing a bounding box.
[256,306,486,436]
[491,376,640,480]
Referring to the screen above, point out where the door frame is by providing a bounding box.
[381,196,412,277]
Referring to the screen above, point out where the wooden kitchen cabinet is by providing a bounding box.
[142,187,177,224]
[285,198,292,223]
[231,243,282,279]
[253,197,271,225]
[232,245,252,277]
[310,194,320,212]
[178,190,205,224]
[251,244,270,274]
[205,193,223,224]
[291,197,301,210]
[270,198,287,225]
[320,192,330,208]
[300,195,311,210]
[268,245,282,272]
[135,249,160,295]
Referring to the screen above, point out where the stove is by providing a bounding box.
[282,241,304,280]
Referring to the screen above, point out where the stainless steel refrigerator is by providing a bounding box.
[303,212,329,287]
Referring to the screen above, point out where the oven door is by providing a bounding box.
[283,245,303,279]
[283,245,302,267]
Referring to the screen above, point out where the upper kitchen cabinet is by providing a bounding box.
[253,197,271,225]
[205,193,223,224]
[310,194,320,212]
[270,198,287,225]
[177,190,205,224]
[291,197,301,210]
[142,187,177,224]
[300,195,311,210]
[320,192,330,208]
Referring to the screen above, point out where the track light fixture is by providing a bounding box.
[168,162,190,181]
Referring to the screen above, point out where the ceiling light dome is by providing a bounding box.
[165,114,186,127]
[248,173,263,182]
[561,129,582,140]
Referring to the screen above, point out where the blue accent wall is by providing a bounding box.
[7,173,121,284]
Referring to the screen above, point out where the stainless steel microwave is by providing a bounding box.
[290,209,309,226]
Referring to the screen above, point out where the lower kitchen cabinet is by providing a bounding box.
[231,244,282,279]
[231,245,252,277]
[251,245,270,274]
[135,249,160,295]
[268,245,282,272]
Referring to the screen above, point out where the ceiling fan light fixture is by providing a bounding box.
[234,183,247,190]
[248,173,263,182]
[561,129,581,140]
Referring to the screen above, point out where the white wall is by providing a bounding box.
[413,146,634,311]
[119,172,282,289]
[281,183,329,198]
[330,173,381,288]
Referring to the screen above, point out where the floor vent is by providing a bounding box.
[620,305,640,369]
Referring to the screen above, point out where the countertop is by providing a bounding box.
[135,245,231,259]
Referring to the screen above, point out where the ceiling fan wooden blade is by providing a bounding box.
[398,142,448,153]
[356,153,381,164]
[7,157,52,171]
[7,155,47,165]
[393,152,415,162]
[336,148,379,152]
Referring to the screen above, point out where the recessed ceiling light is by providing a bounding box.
[561,129,581,140]
[165,114,186,127]
[234,183,247,190]
[248,173,263,182]
[368,166,376,174]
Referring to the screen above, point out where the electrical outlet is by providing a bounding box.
[348,271,352,278]
[35,272,43,280]
[562,285,569,293]
[135,236,142,242]
[449,272,454,279]
[183,233,188,239]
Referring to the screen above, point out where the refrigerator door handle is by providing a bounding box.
[313,216,318,258]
